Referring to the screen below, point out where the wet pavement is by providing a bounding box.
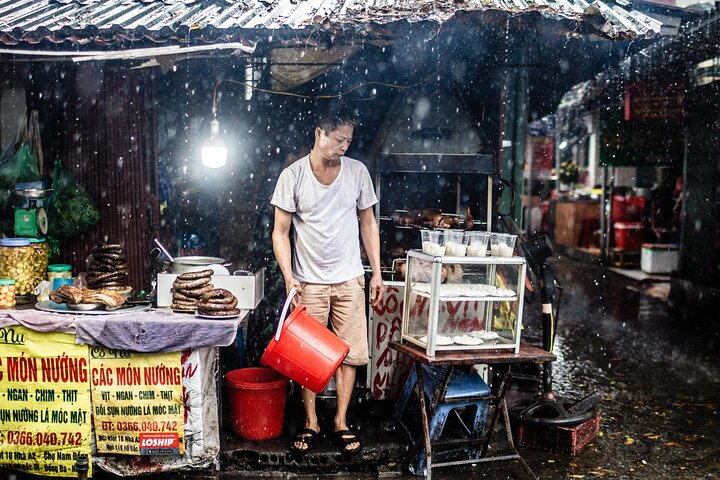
[202,255,719,479]
[8,255,720,480]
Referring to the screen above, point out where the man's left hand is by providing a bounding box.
[369,273,385,307]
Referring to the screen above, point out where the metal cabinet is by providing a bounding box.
[373,155,496,232]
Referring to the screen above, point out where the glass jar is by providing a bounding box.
[0,278,16,308]
[0,238,33,295]
[48,264,72,283]
[30,238,49,290]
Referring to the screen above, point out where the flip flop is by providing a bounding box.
[289,428,318,455]
[333,429,362,455]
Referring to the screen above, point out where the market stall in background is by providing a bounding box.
[554,65,686,276]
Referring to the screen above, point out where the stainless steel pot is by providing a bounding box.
[171,256,227,274]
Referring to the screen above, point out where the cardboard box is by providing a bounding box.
[156,270,264,310]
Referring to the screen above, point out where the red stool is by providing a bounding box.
[578,218,600,248]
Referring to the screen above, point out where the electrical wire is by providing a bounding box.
[553,279,563,352]
[210,72,439,114]
[548,310,555,353]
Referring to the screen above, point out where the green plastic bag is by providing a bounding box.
[0,142,42,214]
[47,160,101,238]
[0,110,44,222]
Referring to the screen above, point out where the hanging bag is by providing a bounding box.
[47,160,101,238]
[0,111,43,217]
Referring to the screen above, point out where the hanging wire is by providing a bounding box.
[210,71,439,112]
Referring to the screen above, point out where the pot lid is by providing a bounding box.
[173,256,225,265]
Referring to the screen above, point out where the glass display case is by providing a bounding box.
[401,249,527,356]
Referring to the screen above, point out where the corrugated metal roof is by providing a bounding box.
[0,0,662,47]
[559,4,720,111]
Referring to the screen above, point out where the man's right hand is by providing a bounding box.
[286,278,303,307]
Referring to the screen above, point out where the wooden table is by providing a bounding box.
[390,341,556,480]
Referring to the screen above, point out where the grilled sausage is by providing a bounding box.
[171,289,197,303]
[175,284,214,298]
[200,288,234,302]
[173,276,211,290]
[177,269,214,281]
[198,308,241,317]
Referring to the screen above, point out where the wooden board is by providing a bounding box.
[389,341,555,366]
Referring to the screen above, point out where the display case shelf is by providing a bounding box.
[410,288,517,303]
[403,335,515,351]
[407,251,528,265]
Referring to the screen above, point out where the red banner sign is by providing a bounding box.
[624,80,684,121]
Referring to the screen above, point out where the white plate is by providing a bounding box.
[453,335,484,346]
[35,301,151,315]
[68,303,103,311]
[469,330,500,340]
[420,335,454,346]
[196,312,240,320]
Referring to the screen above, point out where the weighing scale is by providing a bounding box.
[14,181,51,237]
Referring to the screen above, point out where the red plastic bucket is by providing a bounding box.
[224,368,289,440]
[613,222,644,250]
[261,288,350,394]
[612,196,646,222]
[611,195,627,222]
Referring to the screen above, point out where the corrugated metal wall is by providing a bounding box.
[38,65,159,293]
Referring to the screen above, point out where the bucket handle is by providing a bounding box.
[287,380,295,398]
[274,287,298,342]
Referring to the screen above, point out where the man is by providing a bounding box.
[649,167,681,243]
[271,111,384,455]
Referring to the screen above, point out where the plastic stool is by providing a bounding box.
[395,364,491,474]
[578,218,600,248]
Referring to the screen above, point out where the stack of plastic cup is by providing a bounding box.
[421,230,446,256]
[466,232,490,256]
[445,230,468,256]
[490,233,517,257]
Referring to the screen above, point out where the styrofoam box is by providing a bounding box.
[156,270,264,309]
[641,244,679,274]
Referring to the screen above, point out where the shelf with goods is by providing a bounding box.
[400,249,527,356]
[373,156,495,232]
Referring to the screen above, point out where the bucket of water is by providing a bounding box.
[260,288,349,393]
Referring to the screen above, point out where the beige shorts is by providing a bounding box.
[298,276,368,366]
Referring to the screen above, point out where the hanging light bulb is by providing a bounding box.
[202,84,227,168]
[201,117,227,168]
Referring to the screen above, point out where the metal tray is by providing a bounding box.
[15,188,53,199]
[35,300,151,315]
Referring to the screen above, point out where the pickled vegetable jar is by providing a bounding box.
[0,278,16,308]
[30,238,49,289]
[0,238,33,295]
[48,264,72,283]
